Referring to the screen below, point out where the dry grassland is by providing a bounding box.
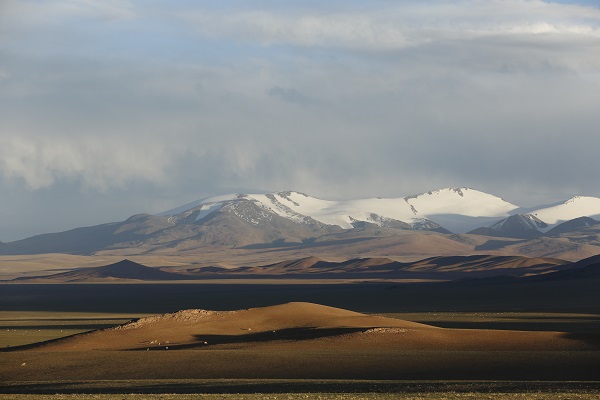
[1,394,600,399]
[0,311,148,347]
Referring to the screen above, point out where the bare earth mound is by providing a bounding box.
[14,302,597,352]
[1,302,599,384]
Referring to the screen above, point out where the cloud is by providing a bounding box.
[1,0,135,25]
[267,86,312,106]
[0,135,171,190]
[177,0,600,52]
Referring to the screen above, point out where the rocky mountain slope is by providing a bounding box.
[1,187,600,257]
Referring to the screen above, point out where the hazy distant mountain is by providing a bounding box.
[1,187,600,256]
[468,214,547,239]
[0,214,175,254]
[545,216,600,236]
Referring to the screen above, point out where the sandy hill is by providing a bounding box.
[12,302,597,353]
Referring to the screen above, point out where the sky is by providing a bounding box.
[1,0,600,241]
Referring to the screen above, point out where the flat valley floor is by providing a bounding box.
[1,282,599,396]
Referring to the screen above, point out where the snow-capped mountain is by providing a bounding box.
[160,187,517,234]
[528,196,600,231]
[2,187,600,256]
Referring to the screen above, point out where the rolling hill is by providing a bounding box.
[9,254,573,282]
[11,259,187,282]
[9,302,595,353]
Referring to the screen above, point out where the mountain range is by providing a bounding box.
[2,187,600,258]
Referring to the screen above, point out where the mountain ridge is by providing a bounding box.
[1,187,600,257]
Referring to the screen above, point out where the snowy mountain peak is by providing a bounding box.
[405,187,470,199]
[565,196,597,204]
[157,188,600,236]
[491,214,547,231]
[530,196,600,227]
[157,187,524,233]
[404,187,517,218]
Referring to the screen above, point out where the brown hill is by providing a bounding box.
[497,236,600,261]
[12,259,187,282]
[185,256,326,275]
[406,254,567,277]
[12,302,596,353]
[10,253,570,283]
[525,254,600,281]
[182,254,567,280]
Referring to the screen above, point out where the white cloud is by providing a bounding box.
[0,135,170,190]
[1,0,135,22]
[177,0,600,52]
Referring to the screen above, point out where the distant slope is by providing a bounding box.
[8,254,571,283]
[405,254,566,276]
[0,214,175,255]
[525,254,600,281]
[180,254,567,280]
[13,259,187,282]
[468,214,547,239]
[545,217,600,236]
[494,235,600,261]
